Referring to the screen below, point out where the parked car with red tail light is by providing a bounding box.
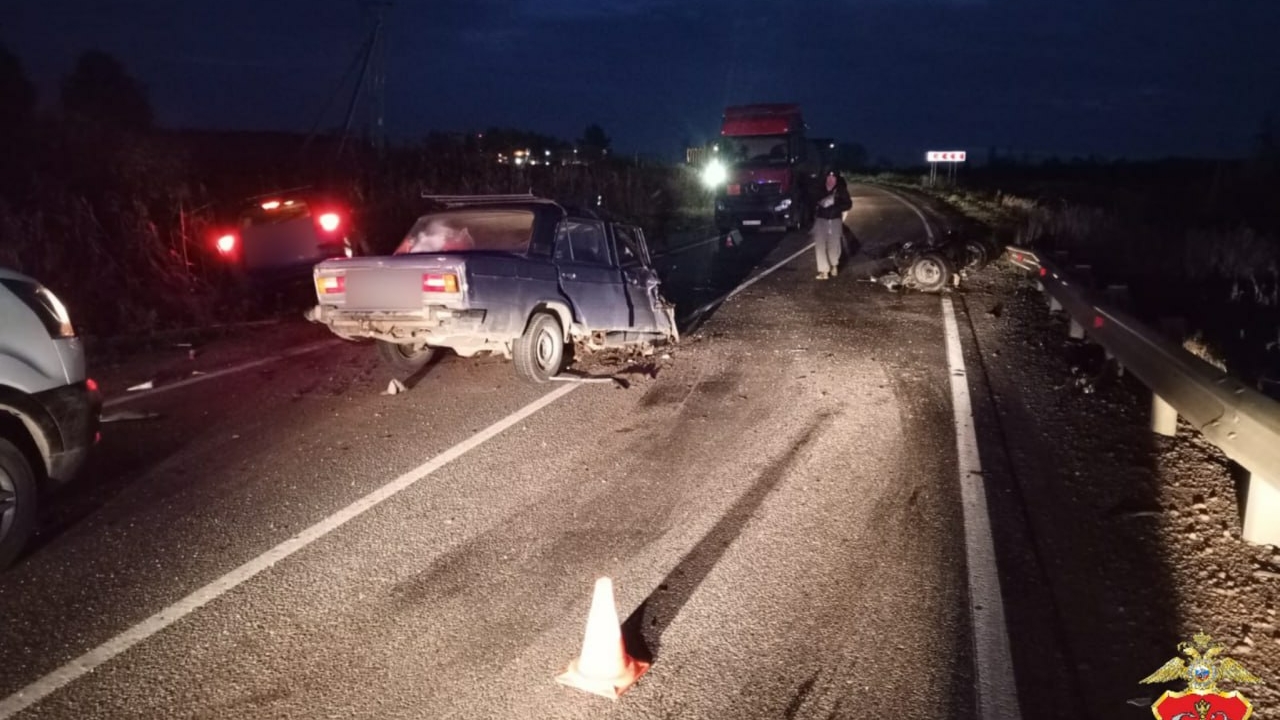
[212,189,359,283]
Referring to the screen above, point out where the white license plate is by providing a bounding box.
[742,220,762,226]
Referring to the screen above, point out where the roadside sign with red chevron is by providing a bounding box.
[927,151,967,162]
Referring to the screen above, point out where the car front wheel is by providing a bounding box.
[0,437,38,570]
[513,313,565,383]
[910,253,952,293]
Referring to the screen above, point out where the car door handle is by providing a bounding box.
[561,272,577,280]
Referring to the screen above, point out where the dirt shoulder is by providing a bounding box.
[961,258,1280,717]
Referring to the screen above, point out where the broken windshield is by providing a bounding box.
[395,209,535,254]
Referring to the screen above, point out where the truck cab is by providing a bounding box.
[706,104,821,235]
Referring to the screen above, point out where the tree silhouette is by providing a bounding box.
[61,50,153,130]
[577,123,611,160]
[0,44,37,129]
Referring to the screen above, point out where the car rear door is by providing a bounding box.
[553,219,629,331]
[611,224,662,332]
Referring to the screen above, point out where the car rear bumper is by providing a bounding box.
[306,305,488,341]
[33,382,100,485]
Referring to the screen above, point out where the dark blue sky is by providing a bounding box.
[3,0,1279,163]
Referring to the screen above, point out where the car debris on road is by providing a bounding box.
[861,228,999,293]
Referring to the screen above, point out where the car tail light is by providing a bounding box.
[1038,267,1047,277]
[423,273,459,293]
[317,212,341,232]
[316,275,346,295]
[727,184,741,196]
[215,233,237,255]
[86,377,99,393]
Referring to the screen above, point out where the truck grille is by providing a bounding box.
[743,181,781,197]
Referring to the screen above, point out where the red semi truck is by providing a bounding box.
[704,104,825,235]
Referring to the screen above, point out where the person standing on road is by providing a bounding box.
[813,169,852,280]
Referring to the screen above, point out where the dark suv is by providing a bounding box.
[212,189,359,283]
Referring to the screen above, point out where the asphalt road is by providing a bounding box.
[1,186,1008,719]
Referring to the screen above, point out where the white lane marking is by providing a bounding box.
[103,339,343,409]
[942,295,1023,720]
[872,185,936,242]
[885,184,1020,719]
[687,241,816,320]
[0,383,580,719]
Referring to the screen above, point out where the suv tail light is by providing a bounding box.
[317,212,342,233]
[423,273,459,293]
[215,233,237,255]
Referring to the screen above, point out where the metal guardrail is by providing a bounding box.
[1005,246,1280,547]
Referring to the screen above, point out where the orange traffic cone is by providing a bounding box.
[556,577,650,700]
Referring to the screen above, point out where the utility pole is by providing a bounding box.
[338,2,391,159]
[303,1,391,160]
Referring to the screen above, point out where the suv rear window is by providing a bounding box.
[240,200,312,227]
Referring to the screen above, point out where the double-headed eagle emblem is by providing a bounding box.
[1140,632,1262,720]
[1140,632,1261,693]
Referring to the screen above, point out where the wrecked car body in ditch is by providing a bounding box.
[305,194,678,383]
[869,228,998,293]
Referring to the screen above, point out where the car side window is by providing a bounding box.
[553,225,573,262]
[613,225,644,268]
[556,220,611,266]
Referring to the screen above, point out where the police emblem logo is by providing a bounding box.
[1139,632,1262,720]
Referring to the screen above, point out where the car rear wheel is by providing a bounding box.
[376,340,436,375]
[0,437,37,570]
[513,313,565,383]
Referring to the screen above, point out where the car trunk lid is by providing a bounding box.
[314,255,468,311]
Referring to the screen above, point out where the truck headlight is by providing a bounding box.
[701,159,727,188]
[774,198,793,212]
